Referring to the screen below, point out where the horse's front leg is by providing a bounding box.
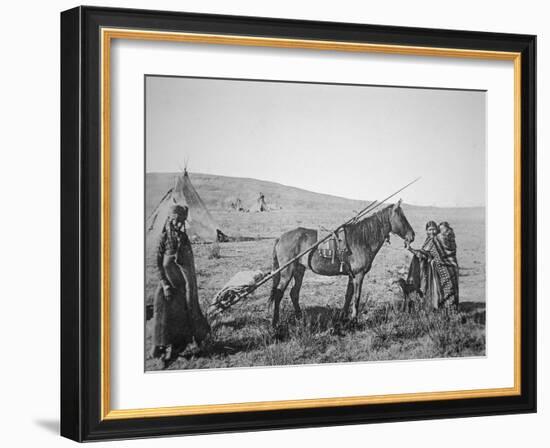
[341,276,354,318]
[351,272,366,320]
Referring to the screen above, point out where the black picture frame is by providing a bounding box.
[61,5,536,442]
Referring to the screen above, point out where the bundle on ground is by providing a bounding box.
[208,270,267,316]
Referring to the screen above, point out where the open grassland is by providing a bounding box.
[145,172,486,371]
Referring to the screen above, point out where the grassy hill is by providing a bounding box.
[146,171,367,216]
[146,171,483,217]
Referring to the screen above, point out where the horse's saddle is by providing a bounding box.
[317,229,350,273]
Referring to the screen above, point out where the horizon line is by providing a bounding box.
[146,170,486,209]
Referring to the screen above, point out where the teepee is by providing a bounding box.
[147,170,228,242]
[256,192,268,212]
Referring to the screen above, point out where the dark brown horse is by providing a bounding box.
[269,201,415,326]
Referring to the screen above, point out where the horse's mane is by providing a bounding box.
[344,205,393,246]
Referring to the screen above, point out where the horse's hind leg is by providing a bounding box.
[290,264,305,319]
[271,267,293,327]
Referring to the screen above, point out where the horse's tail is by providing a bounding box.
[268,238,280,308]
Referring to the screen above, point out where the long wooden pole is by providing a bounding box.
[209,177,420,314]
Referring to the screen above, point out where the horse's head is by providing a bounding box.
[389,199,415,245]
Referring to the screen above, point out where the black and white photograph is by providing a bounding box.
[144,76,487,371]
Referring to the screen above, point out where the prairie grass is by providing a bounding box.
[148,301,485,370]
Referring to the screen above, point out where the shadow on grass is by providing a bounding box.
[199,304,346,358]
[459,301,486,325]
[459,301,485,313]
[213,303,371,339]
[211,312,270,331]
[271,305,366,341]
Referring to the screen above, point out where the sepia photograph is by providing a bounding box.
[144,75,487,371]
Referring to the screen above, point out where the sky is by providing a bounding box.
[145,76,486,207]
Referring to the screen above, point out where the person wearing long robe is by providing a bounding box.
[405,220,459,310]
[150,205,210,363]
[437,221,459,308]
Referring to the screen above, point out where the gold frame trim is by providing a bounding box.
[100,28,522,421]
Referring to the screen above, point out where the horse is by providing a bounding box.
[268,200,415,326]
